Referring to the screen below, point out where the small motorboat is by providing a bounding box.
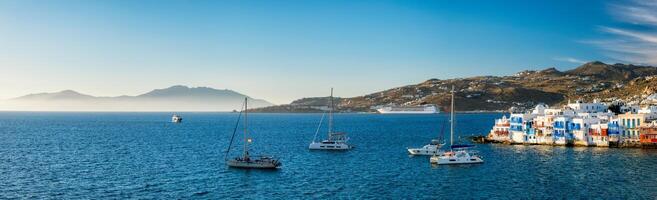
[171,114,183,123]
[407,139,444,156]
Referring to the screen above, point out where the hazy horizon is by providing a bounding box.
[2,0,657,104]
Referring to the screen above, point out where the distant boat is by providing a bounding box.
[377,105,439,114]
[309,88,353,150]
[226,98,281,169]
[430,86,483,165]
[172,114,183,123]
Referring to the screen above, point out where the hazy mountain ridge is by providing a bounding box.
[252,61,657,112]
[2,85,273,111]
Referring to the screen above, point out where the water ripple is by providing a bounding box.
[0,112,656,199]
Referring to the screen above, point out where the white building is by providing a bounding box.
[638,105,657,120]
[571,117,600,146]
[567,99,607,113]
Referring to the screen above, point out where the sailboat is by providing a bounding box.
[309,88,353,150]
[430,86,484,165]
[226,98,281,169]
[407,120,446,156]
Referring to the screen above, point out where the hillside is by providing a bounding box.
[1,85,273,111]
[251,61,657,113]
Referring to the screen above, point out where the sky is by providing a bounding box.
[1,0,656,104]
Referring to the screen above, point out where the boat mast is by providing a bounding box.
[243,97,249,159]
[328,88,334,138]
[450,85,455,146]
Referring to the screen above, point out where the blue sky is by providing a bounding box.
[1,0,655,104]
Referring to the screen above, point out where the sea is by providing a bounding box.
[1,112,656,199]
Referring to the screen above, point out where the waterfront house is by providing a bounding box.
[618,113,646,144]
[488,115,510,142]
[553,116,573,146]
[509,113,532,144]
[589,122,610,147]
[639,120,657,148]
[607,118,622,146]
[571,117,600,146]
[532,115,555,145]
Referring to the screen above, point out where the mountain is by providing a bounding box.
[564,61,657,81]
[252,61,657,113]
[15,90,96,100]
[2,86,273,111]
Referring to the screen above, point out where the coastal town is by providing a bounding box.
[487,100,657,148]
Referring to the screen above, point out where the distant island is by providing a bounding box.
[4,61,657,113]
[250,61,657,113]
[0,85,273,111]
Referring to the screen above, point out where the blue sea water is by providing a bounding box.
[1,112,656,199]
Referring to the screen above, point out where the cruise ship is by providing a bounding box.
[376,105,439,114]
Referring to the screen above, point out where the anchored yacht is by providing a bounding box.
[430,144,483,165]
[408,120,446,156]
[226,98,281,169]
[309,88,353,150]
[407,139,444,156]
[430,86,484,165]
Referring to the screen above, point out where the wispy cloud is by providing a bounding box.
[553,57,587,64]
[593,0,657,65]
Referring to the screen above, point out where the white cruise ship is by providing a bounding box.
[376,105,439,114]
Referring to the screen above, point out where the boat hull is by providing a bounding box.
[407,144,443,156]
[309,142,352,150]
[430,156,484,165]
[407,148,442,156]
[227,159,281,169]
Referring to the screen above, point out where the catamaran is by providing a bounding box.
[430,86,484,165]
[309,88,353,150]
[226,98,281,169]
[407,121,446,156]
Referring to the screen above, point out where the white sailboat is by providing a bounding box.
[309,88,353,150]
[226,98,281,169]
[430,86,484,165]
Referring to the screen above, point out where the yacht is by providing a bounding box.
[430,86,484,165]
[226,98,281,169]
[309,88,353,150]
[172,114,183,123]
[407,139,444,156]
[407,121,446,156]
[430,144,483,165]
